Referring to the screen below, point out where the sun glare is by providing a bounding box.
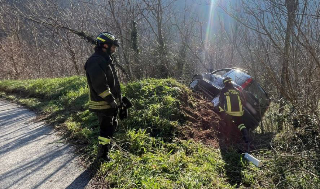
[205,0,218,49]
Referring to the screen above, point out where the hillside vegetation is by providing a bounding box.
[0,76,319,188]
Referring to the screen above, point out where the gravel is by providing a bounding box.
[0,100,92,189]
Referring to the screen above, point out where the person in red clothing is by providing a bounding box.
[219,77,249,144]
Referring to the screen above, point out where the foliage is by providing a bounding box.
[120,78,187,140]
[101,130,230,188]
[0,76,319,188]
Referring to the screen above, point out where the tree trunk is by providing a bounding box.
[278,0,298,132]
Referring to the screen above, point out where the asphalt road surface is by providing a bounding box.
[0,100,92,189]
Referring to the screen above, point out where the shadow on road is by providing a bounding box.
[0,100,93,189]
[66,169,93,189]
[66,160,104,189]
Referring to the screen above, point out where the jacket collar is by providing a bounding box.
[95,49,112,62]
[224,84,234,89]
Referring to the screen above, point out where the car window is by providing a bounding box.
[212,70,228,76]
[209,74,224,89]
[203,74,211,80]
[245,81,270,109]
[224,70,250,86]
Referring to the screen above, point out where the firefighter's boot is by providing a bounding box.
[241,128,249,143]
[97,144,111,161]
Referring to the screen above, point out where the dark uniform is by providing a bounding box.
[84,32,121,159]
[219,77,249,143]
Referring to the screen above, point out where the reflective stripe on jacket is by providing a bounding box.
[84,50,121,112]
[219,86,244,117]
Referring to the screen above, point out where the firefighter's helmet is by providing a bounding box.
[223,77,232,84]
[96,32,119,47]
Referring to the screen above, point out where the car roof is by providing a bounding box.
[211,67,248,74]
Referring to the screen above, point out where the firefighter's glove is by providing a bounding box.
[122,97,133,108]
[110,101,118,109]
[119,108,128,120]
[119,97,132,120]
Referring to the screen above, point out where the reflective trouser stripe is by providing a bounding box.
[238,124,246,131]
[98,136,111,145]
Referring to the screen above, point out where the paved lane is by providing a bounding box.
[0,100,92,189]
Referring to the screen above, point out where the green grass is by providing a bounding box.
[0,76,319,188]
[102,130,230,188]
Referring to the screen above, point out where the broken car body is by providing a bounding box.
[190,68,270,131]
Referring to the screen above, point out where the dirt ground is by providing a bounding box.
[178,92,244,149]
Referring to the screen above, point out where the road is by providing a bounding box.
[0,100,92,189]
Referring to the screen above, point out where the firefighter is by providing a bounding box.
[84,32,121,160]
[219,77,249,144]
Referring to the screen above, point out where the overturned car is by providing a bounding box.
[190,68,270,131]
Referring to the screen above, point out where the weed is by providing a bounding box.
[1,76,319,188]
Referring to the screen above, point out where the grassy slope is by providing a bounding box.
[0,76,319,189]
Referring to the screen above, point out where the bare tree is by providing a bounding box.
[219,0,320,130]
[1,0,319,124]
